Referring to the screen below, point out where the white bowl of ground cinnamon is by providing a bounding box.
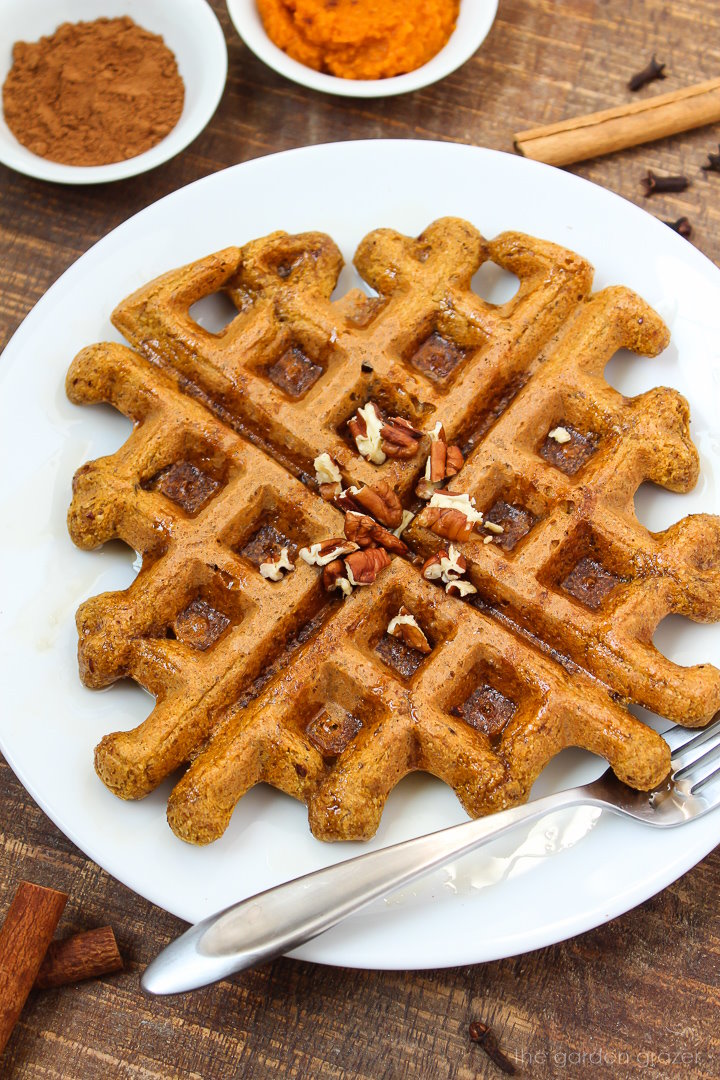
[0,0,227,184]
[226,0,498,98]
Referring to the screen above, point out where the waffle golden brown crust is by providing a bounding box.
[66,217,720,843]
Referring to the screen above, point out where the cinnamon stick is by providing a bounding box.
[0,881,67,1052]
[514,77,720,166]
[34,926,123,990]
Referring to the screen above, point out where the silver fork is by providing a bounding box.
[141,718,720,995]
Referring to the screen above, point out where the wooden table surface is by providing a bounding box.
[1,1,719,1076]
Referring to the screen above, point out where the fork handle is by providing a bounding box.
[142,786,589,995]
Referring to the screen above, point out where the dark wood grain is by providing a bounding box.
[1,1,718,1076]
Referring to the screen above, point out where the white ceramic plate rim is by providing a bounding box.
[226,0,499,97]
[0,0,227,184]
[0,140,718,970]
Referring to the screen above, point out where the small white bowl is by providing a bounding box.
[226,0,498,98]
[0,0,227,184]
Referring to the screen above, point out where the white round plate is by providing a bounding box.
[0,141,718,970]
[0,0,227,184]
[226,0,498,98]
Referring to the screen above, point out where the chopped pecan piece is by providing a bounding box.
[425,507,475,542]
[426,491,483,542]
[445,579,477,598]
[335,486,359,515]
[355,480,403,527]
[380,416,423,460]
[344,511,408,555]
[336,481,403,529]
[343,511,376,547]
[387,606,431,654]
[421,544,468,583]
[416,476,441,501]
[445,445,464,476]
[348,403,386,464]
[319,481,341,501]
[259,548,294,581]
[348,402,423,464]
[322,558,353,597]
[299,538,359,566]
[344,547,392,586]
[428,491,482,518]
[429,439,448,483]
[421,552,444,581]
[314,452,342,485]
[314,453,342,500]
[393,509,415,537]
[425,421,465,483]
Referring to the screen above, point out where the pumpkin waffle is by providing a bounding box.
[66,217,720,842]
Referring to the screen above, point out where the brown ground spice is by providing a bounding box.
[2,17,185,167]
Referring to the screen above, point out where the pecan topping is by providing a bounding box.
[314,453,342,500]
[380,416,423,460]
[314,452,342,485]
[336,481,403,529]
[424,421,464,483]
[429,440,448,483]
[443,544,468,578]
[343,511,376,547]
[345,547,392,586]
[348,403,386,464]
[344,511,408,555]
[322,558,352,597]
[319,481,342,501]
[299,538,359,566]
[421,544,468,584]
[426,491,483,542]
[393,509,415,537]
[335,486,359,514]
[445,579,477,598]
[387,606,432,654]
[425,506,475,542]
[416,476,440,501]
[259,548,294,581]
[446,445,464,475]
[421,553,444,581]
[348,402,423,464]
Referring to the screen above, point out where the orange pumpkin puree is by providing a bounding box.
[257,0,460,80]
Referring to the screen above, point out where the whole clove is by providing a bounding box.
[702,145,720,173]
[663,216,692,238]
[628,55,667,92]
[469,1020,517,1075]
[641,170,689,196]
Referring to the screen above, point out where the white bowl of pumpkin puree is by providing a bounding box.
[226,0,498,97]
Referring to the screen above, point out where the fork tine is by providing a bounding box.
[690,762,720,795]
[673,737,720,782]
[666,714,720,760]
